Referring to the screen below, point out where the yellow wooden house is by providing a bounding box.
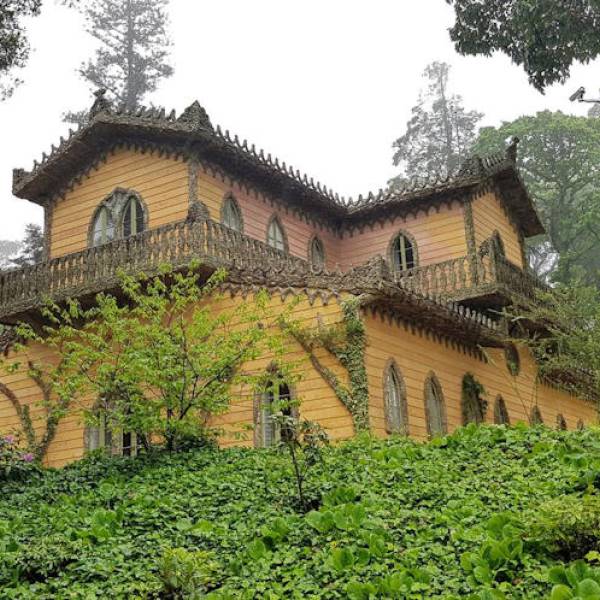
[0,94,595,466]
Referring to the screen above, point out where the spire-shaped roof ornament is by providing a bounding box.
[506,136,520,163]
[88,88,112,120]
[177,100,213,131]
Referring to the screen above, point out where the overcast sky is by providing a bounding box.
[0,0,597,241]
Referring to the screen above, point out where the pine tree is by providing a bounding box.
[390,62,483,187]
[11,224,44,267]
[64,0,173,123]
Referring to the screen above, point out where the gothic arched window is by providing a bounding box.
[383,361,409,435]
[461,374,486,425]
[91,205,115,247]
[505,344,520,376]
[493,395,510,425]
[85,413,140,456]
[221,194,243,232]
[390,232,416,272]
[530,405,544,425]
[556,414,567,431]
[122,195,145,238]
[424,373,447,438]
[309,236,326,270]
[267,216,287,252]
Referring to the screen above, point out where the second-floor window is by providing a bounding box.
[123,195,145,237]
[267,216,287,252]
[390,232,416,271]
[221,194,243,232]
[92,206,115,247]
[309,236,326,269]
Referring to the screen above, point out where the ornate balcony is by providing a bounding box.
[0,218,543,325]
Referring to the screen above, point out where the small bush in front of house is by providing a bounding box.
[0,434,37,482]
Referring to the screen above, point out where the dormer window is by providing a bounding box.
[92,206,115,247]
[89,189,146,248]
[267,216,287,252]
[122,195,145,237]
[221,194,243,232]
[390,232,416,271]
[309,236,326,269]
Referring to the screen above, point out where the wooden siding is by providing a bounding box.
[365,313,596,438]
[472,191,524,268]
[195,165,343,268]
[0,292,354,467]
[50,148,189,258]
[338,201,468,270]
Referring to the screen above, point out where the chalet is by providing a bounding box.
[0,92,595,466]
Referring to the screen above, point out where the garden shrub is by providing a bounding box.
[0,434,37,482]
[158,547,222,598]
[525,494,600,561]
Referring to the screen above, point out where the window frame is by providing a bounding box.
[424,372,447,438]
[530,405,544,425]
[121,193,147,238]
[220,193,244,233]
[383,359,409,435]
[266,215,288,253]
[493,395,510,425]
[90,205,115,247]
[388,230,418,272]
[308,235,326,270]
[254,376,296,448]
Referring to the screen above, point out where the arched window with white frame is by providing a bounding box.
[266,216,287,252]
[255,377,294,447]
[390,231,417,272]
[91,205,115,247]
[221,194,243,232]
[122,194,145,238]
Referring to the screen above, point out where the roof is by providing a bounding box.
[12,92,544,237]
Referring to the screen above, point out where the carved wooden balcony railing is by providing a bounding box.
[396,252,544,305]
[0,218,310,323]
[0,217,543,324]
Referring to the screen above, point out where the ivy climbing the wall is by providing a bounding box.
[280,297,370,432]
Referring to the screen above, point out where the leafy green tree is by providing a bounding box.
[390,61,483,186]
[14,265,286,453]
[509,283,600,400]
[10,223,44,267]
[474,111,600,284]
[0,1,77,99]
[445,0,600,92]
[64,0,173,123]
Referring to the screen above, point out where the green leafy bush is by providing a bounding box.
[2,426,600,597]
[0,434,37,482]
[526,494,600,561]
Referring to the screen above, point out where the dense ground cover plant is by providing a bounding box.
[2,425,600,598]
[0,434,36,482]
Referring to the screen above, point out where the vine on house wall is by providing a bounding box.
[461,372,488,425]
[0,357,71,461]
[280,298,369,432]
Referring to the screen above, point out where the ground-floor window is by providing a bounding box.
[424,373,447,438]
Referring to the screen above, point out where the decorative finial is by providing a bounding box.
[177,100,213,131]
[88,88,112,120]
[506,136,520,162]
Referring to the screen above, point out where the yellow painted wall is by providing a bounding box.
[0,291,354,467]
[472,191,524,268]
[364,312,596,438]
[50,148,189,258]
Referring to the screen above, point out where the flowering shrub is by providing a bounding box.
[0,434,36,482]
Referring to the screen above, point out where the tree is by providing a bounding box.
[508,283,600,401]
[12,264,286,454]
[390,61,483,186]
[65,0,173,123]
[0,1,77,99]
[474,111,600,285]
[10,223,44,267]
[445,0,600,93]
[0,240,21,270]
